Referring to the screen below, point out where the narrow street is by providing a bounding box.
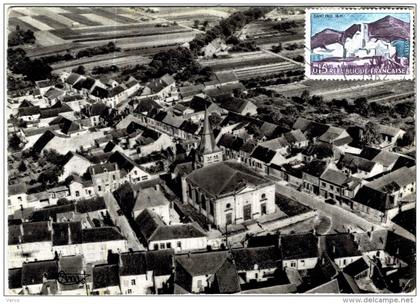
[275,183,381,233]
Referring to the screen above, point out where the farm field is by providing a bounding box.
[267,79,415,104]
[233,62,303,80]
[51,53,151,73]
[199,51,286,71]
[78,31,197,50]
[50,24,191,42]
[243,19,305,45]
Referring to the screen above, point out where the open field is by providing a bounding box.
[51,53,152,73]
[89,7,138,24]
[32,15,68,30]
[267,79,416,105]
[234,62,303,80]
[50,23,191,42]
[199,51,287,70]
[34,31,67,47]
[8,16,41,32]
[243,19,305,45]
[78,31,197,50]
[60,12,102,26]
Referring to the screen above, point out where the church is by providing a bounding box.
[180,108,276,229]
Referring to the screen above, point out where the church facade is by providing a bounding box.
[180,107,276,229]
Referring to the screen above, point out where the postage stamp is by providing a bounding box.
[305,8,414,80]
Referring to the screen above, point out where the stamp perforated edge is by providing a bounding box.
[304,7,415,81]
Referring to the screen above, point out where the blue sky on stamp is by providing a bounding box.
[310,12,411,36]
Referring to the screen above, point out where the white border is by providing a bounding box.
[305,7,415,80]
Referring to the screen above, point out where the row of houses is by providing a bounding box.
[8,229,414,295]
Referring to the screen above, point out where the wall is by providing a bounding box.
[9,242,54,268]
[282,257,318,270]
[120,273,153,295]
[334,255,363,268]
[148,236,207,253]
[80,239,127,264]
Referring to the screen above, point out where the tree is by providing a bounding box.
[394,101,414,118]
[361,122,382,146]
[203,20,209,27]
[8,134,22,151]
[271,42,283,53]
[353,97,369,116]
[18,161,27,172]
[22,58,52,82]
[397,128,415,147]
[309,95,323,107]
[301,90,310,103]
[193,20,200,28]
[72,65,86,75]
[38,166,62,185]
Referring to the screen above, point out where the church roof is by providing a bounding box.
[186,161,272,198]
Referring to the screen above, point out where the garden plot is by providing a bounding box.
[18,16,54,31]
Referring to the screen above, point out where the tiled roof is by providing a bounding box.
[337,153,376,173]
[186,161,272,198]
[22,260,58,286]
[250,146,276,163]
[133,187,170,212]
[367,166,415,192]
[232,246,280,271]
[324,234,362,259]
[92,264,120,290]
[280,233,319,260]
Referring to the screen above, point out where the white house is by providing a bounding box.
[136,209,207,253]
[8,183,28,215]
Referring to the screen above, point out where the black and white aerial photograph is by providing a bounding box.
[4,2,417,299]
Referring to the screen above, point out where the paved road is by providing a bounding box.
[275,183,381,234]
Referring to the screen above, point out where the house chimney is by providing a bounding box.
[155,184,161,191]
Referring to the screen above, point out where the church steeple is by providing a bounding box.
[196,105,223,167]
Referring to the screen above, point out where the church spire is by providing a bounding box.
[198,105,221,155]
[196,104,223,167]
